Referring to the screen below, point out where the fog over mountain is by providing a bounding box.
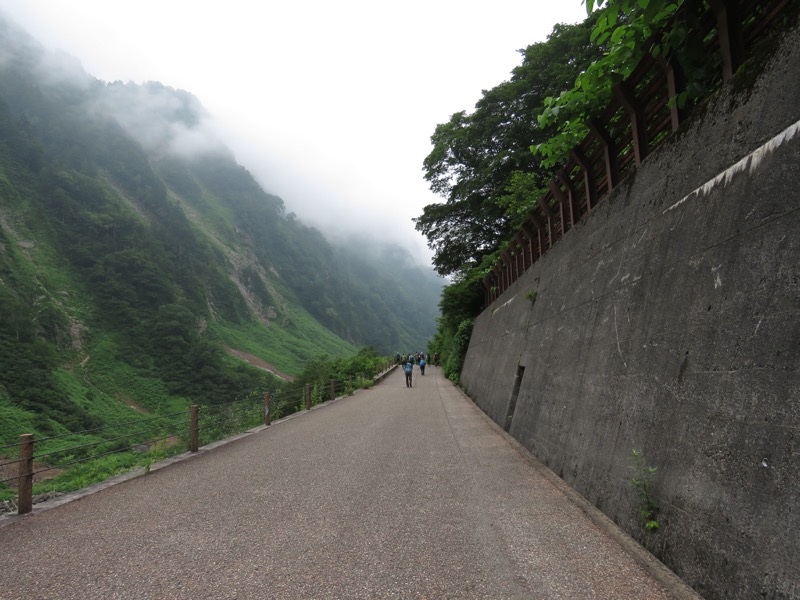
[94,82,228,159]
[0,1,590,267]
[0,14,444,362]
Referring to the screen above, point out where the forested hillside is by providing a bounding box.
[0,17,441,438]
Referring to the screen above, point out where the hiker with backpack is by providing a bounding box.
[403,358,413,387]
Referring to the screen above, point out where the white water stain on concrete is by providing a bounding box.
[493,295,517,314]
[664,118,800,214]
[712,264,723,289]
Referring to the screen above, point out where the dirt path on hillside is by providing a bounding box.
[225,347,295,382]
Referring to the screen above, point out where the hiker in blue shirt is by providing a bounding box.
[403,359,413,388]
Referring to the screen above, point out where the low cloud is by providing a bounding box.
[94,81,228,159]
[0,11,434,266]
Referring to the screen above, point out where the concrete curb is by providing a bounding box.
[454,384,703,600]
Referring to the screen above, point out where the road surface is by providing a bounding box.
[0,365,698,599]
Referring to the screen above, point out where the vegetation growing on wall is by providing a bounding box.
[629,449,660,531]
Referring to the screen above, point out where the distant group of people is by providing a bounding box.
[397,351,441,388]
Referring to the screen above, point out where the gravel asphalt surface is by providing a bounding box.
[0,366,699,599]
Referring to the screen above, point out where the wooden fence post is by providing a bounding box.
[588,119,620,194]
[190,405,199,453]
[264,391,271,426]
[570,148,598,213]
[18,434,33,515]
[613,81,649,166]
[709,0,743,82]
[304,384,311,411]
[659,57,686,132]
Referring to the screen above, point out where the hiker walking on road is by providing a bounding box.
[403,358,413,388]
[419,357,426,375]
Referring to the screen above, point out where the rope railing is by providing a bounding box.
[0,412,188,468]
[483,0,797,306]
[0,440,23,454]
[23,410,189,445]
[0,414,191,486]
[1,366,397,516]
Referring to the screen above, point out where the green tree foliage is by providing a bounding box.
[290,347,386,397]
[428,270,485,383]
[0,226,98,432]
[417,17,603,381]
[416,18,602,277]
[535,0,737,167]
[261,346,390,418]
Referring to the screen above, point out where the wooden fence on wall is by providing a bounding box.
[483,0,796,307]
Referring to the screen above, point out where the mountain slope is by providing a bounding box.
[0,16,442,439]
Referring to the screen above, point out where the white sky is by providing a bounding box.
[0,0,588,266]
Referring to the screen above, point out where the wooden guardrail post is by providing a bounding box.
[18,434,33,515]
[190,405,199,453]
[709,0,743,82]
[264,391,271,426]
[330,379,335,402]
[304,384,311,411]
[613,81,649,167]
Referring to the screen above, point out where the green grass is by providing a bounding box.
[0,345,387,504]
[80,334,191,415]
[0,330,195,501]
[0,393,266,503]
[0,402,41,442]
[0,310,355,504]
[213,307,356,376]
[0,444,189,503]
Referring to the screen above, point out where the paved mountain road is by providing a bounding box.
[0,367,697,599]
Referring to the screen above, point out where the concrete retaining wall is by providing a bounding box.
[460,24,800,600]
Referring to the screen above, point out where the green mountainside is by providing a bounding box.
[0,17,442,439]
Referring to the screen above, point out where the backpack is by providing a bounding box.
[403,363,412,374]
